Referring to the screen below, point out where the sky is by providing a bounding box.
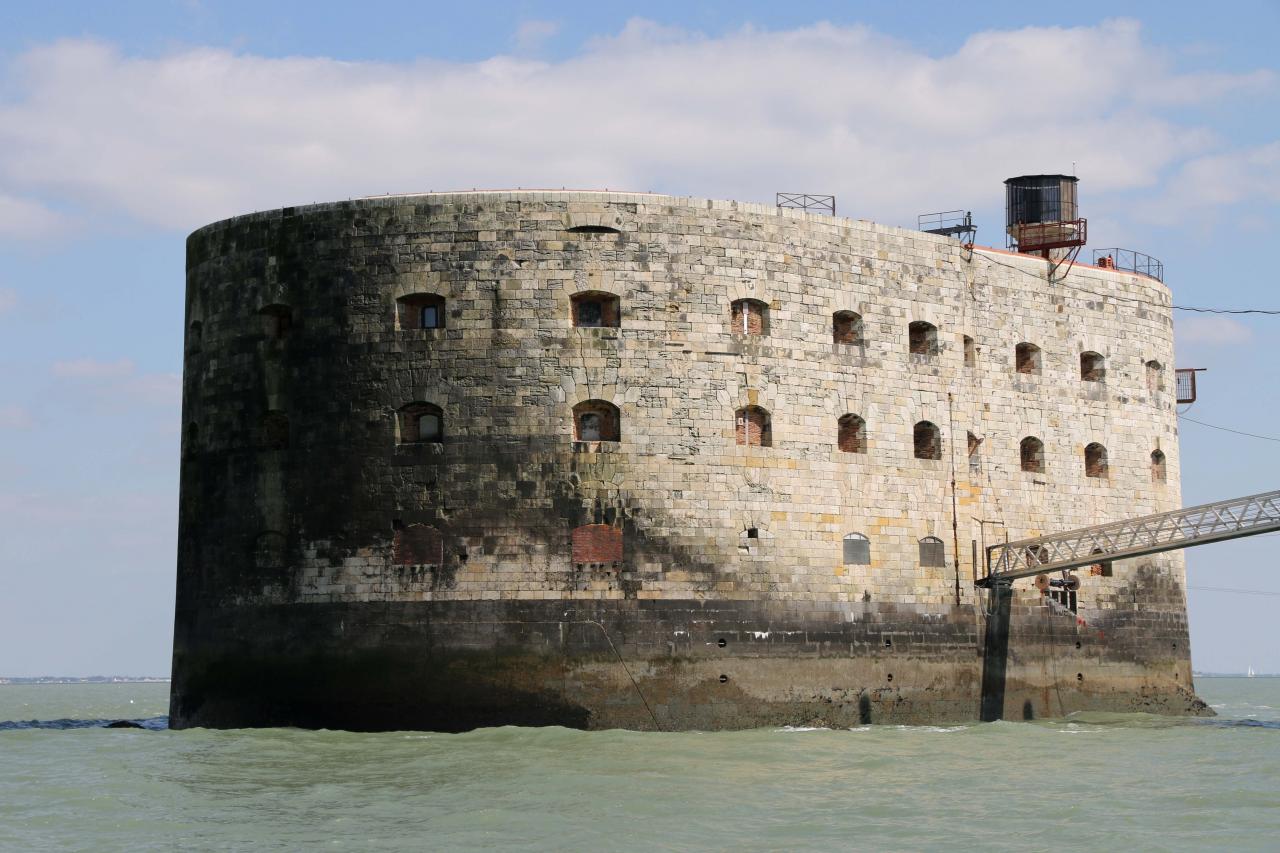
[1,1,1278,677]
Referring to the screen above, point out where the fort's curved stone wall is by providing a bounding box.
[171,191,1205,730]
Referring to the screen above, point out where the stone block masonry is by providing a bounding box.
[170,191,1207,730]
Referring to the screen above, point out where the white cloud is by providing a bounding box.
[1176,315,1254,345]
[0,192,67,239]
[0,405,33,429]
[0,21,1270,233]
[513,19,560,53]
[1137,142,1280,225]
[51,357,135,378]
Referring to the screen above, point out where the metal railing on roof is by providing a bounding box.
[776,193,835,215]
[1092,248,1164,282]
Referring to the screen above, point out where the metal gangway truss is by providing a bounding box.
[979,489,1280,585]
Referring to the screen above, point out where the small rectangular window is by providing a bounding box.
[419,414,440,441]
[843,536,870,565]
[421,306,440,329]
[576,301,603,327]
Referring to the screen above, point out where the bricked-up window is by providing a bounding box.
[574,400,620,442]
[396,293,446,330]
[843,533,870,565]
[913,420,941,460]
[908,321,937,357]
[572,523,623,563]
[398,402,443,444]
[1146,360,1164,393]
[393,524,444,565]
[838,414,866,453]
[571,291,620,328]
[259,411,290,451]
[1020,436,1044,473]
[1015,342,1042,374]
[1085,442,1109,478]
[833,311,863,344]
[963,335,976,367]
[1080,351,1105,382]
[735,406,772,447]
[731,299,768,336]
[1151,449,1167,483]
[253,531,286,569]
[919,536,946,568]
[259,304,292,339]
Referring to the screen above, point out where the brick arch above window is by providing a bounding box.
[398,401,443,444]
[1015,342,1042,374]
[730,298,768,336]
[1080,351,1106,382]
[908,321,937,357]
[573,400,620,442]
[833,311,863,345]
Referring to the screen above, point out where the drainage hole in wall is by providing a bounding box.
[884,637,893,648]
[717,638,727,648]
[1076,672,1084,682]
[746,527,759,539]
[1075,641,1082,650]
[719,674,729,684]
[886,673,894,682]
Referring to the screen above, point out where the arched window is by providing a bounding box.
[258,304,292,339]
[1080,351,1105,382]
[833,311,863,345]
[908,321,937,357]
[1015,342,1041,374]
[731,299,768,336]
[259,411,290,451]
[398,402,443,444]
[1020,436,1044,473]
[574,400,620,442]
[571,291,620,328]
[1146,360,1164,393]
[843,533,870,565]
[913,421,941,460]
[735,406,772,447]
[1085,443,1108,478]
[397,293,446,330]
[919,536,945,568]
[838,414,866,453]
[1151,449,1167,483]
[963,335,976,367]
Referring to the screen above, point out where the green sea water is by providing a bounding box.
[1,679,1278,851]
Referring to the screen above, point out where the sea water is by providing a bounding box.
[1,679,1278,851]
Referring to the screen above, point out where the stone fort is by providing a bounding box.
[169,190,1206,730]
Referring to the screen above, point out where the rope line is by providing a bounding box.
[586,619,663,732]
[1179,415,1280,443]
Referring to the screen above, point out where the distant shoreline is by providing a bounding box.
[0,677,170,684]
[1195,673,1278,678]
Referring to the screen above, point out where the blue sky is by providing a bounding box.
[1,1,1278,676]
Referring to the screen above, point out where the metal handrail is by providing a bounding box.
[776,193,835,215]
[980,489,1280,584]
[1092,247,1163,282]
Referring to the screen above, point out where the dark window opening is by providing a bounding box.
[838,414,866,454]
[1050,589,1078,613]
[252,531,286,570]
[735,406,772,447]
[731,299,768,336]
[1151,449,1166,483]
[1085,442,1108,478]
[833,311,863,345]
[1020,436,1044,473]
[397,293,447,330]
[189,320,203,351]
[919,536,945,568]
[843,533,870,565]
[574,400,620,442]
[259,304,292,339]
[1015,342,1042,374]
[968,431,982,472]
[963,335,976,367]
[394,523,444,565]
[908,321,937,357]
[567,225,621,235]
[184,422,200,454]
[1080,351,1105,382]
[570,291,621,328]
[746,527,759,539]
[913,421,941,460]
[398,402,444,445]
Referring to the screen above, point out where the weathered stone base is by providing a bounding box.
[169,596,1210,731]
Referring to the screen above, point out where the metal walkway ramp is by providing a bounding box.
[978,489,1280,586]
